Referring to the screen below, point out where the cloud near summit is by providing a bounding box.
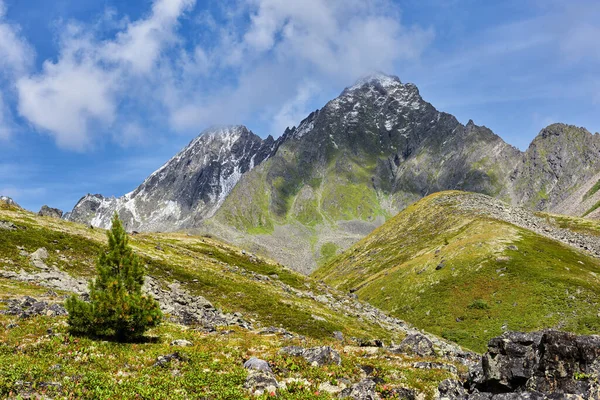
[3,0,434,150]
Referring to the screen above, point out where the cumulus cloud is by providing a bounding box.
[169,0,434,134]
[0,0,33,140]
[16,0,195,151]
[11,0,433,149]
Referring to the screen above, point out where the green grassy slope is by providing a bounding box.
[314,191,600,352]
[0,204,389,341]
[0,202,468,399]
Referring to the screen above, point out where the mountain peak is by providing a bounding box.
[347,73,402,91]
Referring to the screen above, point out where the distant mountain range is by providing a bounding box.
[66,73,600,272]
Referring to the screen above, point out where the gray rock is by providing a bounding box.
[333,331,344,341]
[437,379,468,400]
[38,205,63,219]
[243,357,272,373]
[154,352,185,367]
[338,378,380,399]
[30,248,49,261]
[244,370,279,396]
[170,339,193,347]
[0,220,17,230]
[389,333,435,357]
[444,330,600,399]
[280,345,342,366]
[0,196,20,208]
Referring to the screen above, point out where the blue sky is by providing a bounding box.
[0,0,599,212]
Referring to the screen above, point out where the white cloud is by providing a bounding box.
[16,0,195,151]
[0,1,33,76]
[0,0,33,140]
[9,0,433,148]
[169,0,434,135]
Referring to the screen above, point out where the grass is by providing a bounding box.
[0,309,462,399]
[0,204,466,398]
[0,206,392,342]
[536,212,600,236]
[583,179,600,201]
[314,191,600,352]
[583,199,600,218]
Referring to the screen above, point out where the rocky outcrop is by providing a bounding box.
[0,264,250,330]
[38,205,63,219]
[513,124,600,212]
[443,192,600,259]
[280,346,342,366]
[0,195,20,208]
[438,330,600,399]
[388,333,436,357]
[1,296,67,318]
[244,357,279,396]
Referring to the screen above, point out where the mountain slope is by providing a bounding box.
[207,75,521,272]
[513,123,600,211]
[67,126,278,231]
[66,74,600,273]
[313,191,600,352]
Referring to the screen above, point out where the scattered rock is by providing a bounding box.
[436,260,446,270]
[389,387,418,400]
[389,333,435,357]
[170,339,193,347]
[1,297,67,318]
[338,378,380,399]
[333,331,344,341]
[0,220,17,230]
[244,357,272,373]
[280,346,342,366]
[441,330,600,399]
[30,248,49,261]
[319,381,346,395]
[38,205,64,219]
[244,370,279,396]
[153,352,186,367]
[437,379,468,400]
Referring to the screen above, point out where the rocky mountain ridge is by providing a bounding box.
[66,126,279,231]
[66,74,600,272]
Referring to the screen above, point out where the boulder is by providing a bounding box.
[170,339,193,347]
[0,220,17,230]
[281,346,341,366]
[244,357,272,373]
[244,370,278,396]
[38,206,64,219]
[442,330,600,399]
[338,378,380,399]
[389,333,435,357]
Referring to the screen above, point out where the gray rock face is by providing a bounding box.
[244,357,272,373]
[1,296,67,318]
[67,126,279,231]
[38,205,63,219]
[338,378,380,400]
[280,345,342,366]
[440,330,600,399]
[389,333,435,357]
[0,196,20,208]
[512,124,600,211]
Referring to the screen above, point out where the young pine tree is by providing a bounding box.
[66,213,162,341]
